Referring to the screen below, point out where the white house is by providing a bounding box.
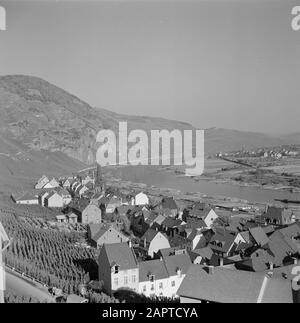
[138,259,169,298]
[139,254,192,298]
[35,175,49,189]
[15,192,39,205]
[163,254,192,298]
[57,188,72,206]
[141,229,170,258]
[98,242,139,295]
[44,191,64,208]
[75,185,89,197]
[132,192,149,206]
[202,209,219,228]
[43,177,60,189]
[38,190,50,206]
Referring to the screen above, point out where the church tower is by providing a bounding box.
[94,163,105,193]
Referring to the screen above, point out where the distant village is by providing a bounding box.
[215,144,300,160]
[10,164,300,303]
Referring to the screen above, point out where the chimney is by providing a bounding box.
[204,266,214,275]
[219,257,224,267]
[269,261,274,270]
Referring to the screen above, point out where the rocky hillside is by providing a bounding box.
[0,75,297,168]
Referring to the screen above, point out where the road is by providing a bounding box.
[5,268,55,303]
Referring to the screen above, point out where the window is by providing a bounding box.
[149,274,155,282]
[114,265,119,274]
[114,278,118,287]
[151,284,154,291]
[159,282,163,289]
[171,281,175,287]
[143,285,146,292]
[124,276,128,285]
[132,275,136,283]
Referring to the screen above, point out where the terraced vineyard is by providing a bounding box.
[1,213,98,294]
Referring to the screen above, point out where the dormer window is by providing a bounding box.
[149,274,155,282]
[176,267,182,278]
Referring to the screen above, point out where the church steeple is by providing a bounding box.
[94,163,105,193]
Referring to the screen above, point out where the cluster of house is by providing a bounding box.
[216,146,299,160]
[11,172,300,302]
[93,197,300,303]
[13,174,96,209]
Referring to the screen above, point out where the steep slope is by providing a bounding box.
[0,134,86,193]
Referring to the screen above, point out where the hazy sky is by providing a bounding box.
[0,0,300,134]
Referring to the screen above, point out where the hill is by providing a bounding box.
[0,74,297,174]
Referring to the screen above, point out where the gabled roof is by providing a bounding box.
[70,198,90,212]
[15,192,38,201]
[45,191,62,200]
[139,259,169,282]
[277,223,300,240]
[209,229,236,253]
[151,214,166,226]
[264,206,293,220]
[237,231,251,243]
[161,197,178,210]
[178,265,293,303]
[158,246,187,258]
[91,224,126,242]
[189,207,213,219]
[101,242,138,270]
[161,217,184,229]
[190,246,214,260]
[249,227,269,246]
[266,232,299,266]
[141,228,162,243]
[163,254,192,276]
[186,217,207,230]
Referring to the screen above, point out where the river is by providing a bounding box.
[110,166,299,204]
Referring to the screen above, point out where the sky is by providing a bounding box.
[0,0,300,134]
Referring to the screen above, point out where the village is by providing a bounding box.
[8,163,300,303]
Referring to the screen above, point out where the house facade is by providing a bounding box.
[35,175,49,189]
[43,177,60,189]
[44,191,64,208]
[133,192,149,206]
[98,242,139,295]
[82,204,102,224]
[141,229,171,258]
[15,193,39,205]
[88,223,129,248]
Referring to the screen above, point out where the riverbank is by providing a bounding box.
[158,158,300,193]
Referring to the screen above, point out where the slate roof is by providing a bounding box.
[158,246,187,258]
[92,224,126,242]
[141,228,166,244]
[178,265,293,303]
[249,227,269,246]
[161,217,184,229]
[264,206,293,222]
[161,197,178,210]
[209,229,236,254]
[277,223,300,240]
[266,231,299,266]
[15,192,38,201]
[163,254,192,276]
[186,217,207,230]
[139,259,169,282]
[102,242,138,270]
[238,231,251,243]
